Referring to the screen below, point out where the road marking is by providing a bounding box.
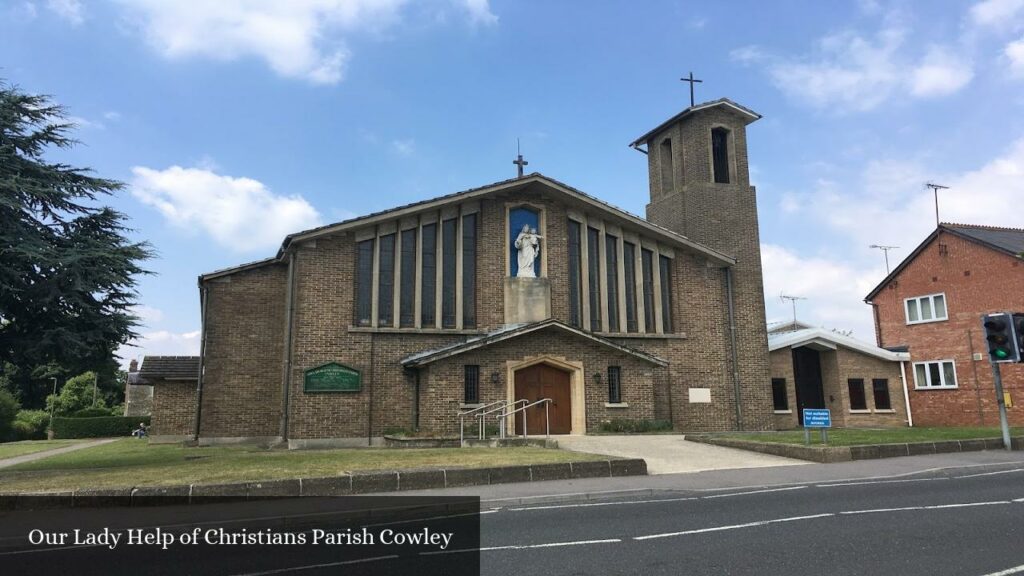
[633,514,834,541]
[816,477,949,488]
[507,496,699,511]
[979,564,1024,576]
[226,554,400,576]
[955,468,1024,479]
[702,486,806,499]
[421,538,621,555]
[839,500,1014,515]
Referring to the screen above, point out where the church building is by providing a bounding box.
[149,98,775,447]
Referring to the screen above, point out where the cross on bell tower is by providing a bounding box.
[513,138,529,178]
[680,71,703,107]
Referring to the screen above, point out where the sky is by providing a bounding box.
[4,0,1024,366]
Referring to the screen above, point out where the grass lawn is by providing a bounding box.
[717,427,1024,447]
[0,438,608,492]
[0,440,82,460]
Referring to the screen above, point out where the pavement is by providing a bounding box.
[555,433,806,474]
[0,438,118,470]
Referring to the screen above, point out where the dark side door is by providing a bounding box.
[792,346,826,426]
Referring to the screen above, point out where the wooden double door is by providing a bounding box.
[514,364,572,435]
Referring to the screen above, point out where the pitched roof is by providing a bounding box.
[629,98,762,149]
[768,328,909,362]
[400,319,668,368]
[139,356,200,381]
[766,319,815,334]
[865,223,1024,301]
[198,172,737,281]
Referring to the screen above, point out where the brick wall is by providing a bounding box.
[871,230,1024,426]
[150,380,196,436]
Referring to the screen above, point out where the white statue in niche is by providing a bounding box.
[514,224,542,278]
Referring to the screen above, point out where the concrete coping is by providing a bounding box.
[0,458,647,510]
[688,435,1024,463]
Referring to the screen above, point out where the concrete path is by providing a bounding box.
[0,438,118,470]
[556,434,806,474]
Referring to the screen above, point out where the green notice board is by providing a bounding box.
[304,363,361,393]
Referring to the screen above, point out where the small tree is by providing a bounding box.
[46,372,104,416]
[0,389,19,440]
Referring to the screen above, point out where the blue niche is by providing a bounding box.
[509,207,541,277]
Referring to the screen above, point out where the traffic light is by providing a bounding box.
[1015,314,1024,364]
[983,313,1021,363]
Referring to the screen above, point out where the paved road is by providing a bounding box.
[4,451,1024,575]
[556,434,806,474]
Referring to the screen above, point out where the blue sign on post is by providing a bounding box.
[802,409,831,428]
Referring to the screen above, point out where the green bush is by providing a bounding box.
[598,418,673,434]
[47,372,107,416]
[52,416,150,439]
[0,389,20,440]
[11,410,49,440]
[72,406,118,417]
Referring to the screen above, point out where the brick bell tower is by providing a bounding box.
[631,97,773,431]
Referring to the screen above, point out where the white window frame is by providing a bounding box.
[904,293,948,325]
[912,360,958,390]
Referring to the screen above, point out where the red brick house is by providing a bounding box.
[864,224,1024,427]
[149,98,778,446]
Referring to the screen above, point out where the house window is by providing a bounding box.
[420,223,437,326]
[848,378,867,410]
[608,366,622,404]
[567,220,583,328]
[771,378,788,411]
[623,241,638,332]
[913,360,958,389]
[441,218,457,328]
[462,213,477,328]
[355,239,375,326]
[605,234,620,332]
[399,229,417,327]
[377,233,396,326]
[587,226,602,331]
[711,127,731,184]
[660,138,674,192]
[464,365,480,404]
[641,249,656,332]
[904,293,947,324]
[659,255,673,334]
[872,379,892,410]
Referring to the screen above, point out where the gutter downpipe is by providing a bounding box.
[725,266,743,431]
[899,360,913,427]
[279,250,296,445]
[193,282,209,444]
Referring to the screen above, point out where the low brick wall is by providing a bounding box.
[0,458,647,510]
[689,435,1024,463]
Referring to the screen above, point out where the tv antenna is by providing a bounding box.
[925,182,949,227]
[779,293,807,324]
[869,244,899,274]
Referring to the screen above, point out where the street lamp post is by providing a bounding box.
[47,377,57,440]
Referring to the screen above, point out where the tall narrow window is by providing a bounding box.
[399,229,416,327]
[464,365,480,404]
[623,241,638,332]
[421,223,437,326]
[659,255,673,334]
[355,239,374,326]
[441,218,457,328]
[712,127,730,184]
[848,378,867,410]
[659,138,674,192]
[771,378,788,411]
[605,234,620,332]
[872,379,892,410]
[608,366,622,404]
[567,220,583,328]
[462,213,477,329]
[587,226,602,331]
[641,249,655,332]
[377,233,395,326]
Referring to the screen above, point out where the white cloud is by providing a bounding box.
[729,45,767,65]
[103,111,122,121]
[970,0,1024,29]
[130,165,322,253]
[113,0,497,85]
[460,0,497,26]
[1006,37,1024,75]
[119,330,201,368]
[910,46,973,97]
[67,115,104,130]
[391,138,416,156]
[132,305,165,323]
[46,0,83,25]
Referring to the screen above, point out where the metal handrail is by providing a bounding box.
[498,398,553,439]
[479,400,527,440]
[458,400,506,444]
